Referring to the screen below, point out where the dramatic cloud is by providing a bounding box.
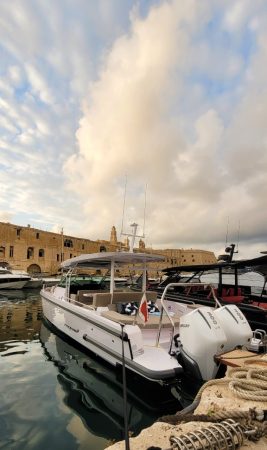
[1,0,267,258]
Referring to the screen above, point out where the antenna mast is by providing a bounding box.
[120,181,146,252]
[143,183,147,239]
[225,216,229,246]
[120,175,127,235]
[236,220,240,253]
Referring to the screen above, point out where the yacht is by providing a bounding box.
[0,267,31,289]
[40,251,255,385]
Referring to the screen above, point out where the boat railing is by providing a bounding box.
[156,282,221,353]
[67,297,96,310]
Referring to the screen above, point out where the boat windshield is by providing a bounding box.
[58,273,107,290]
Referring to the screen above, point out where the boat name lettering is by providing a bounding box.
[206,311,218,326]
[180,324,190,328]
[65,324,79,333]
[233,308,245,322]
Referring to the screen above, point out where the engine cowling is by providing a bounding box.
[179,306,226,381]
[213,304,252,352]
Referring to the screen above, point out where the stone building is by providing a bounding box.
[0,221,216,275]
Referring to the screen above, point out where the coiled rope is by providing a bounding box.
[228,367,267,401]
[194,366,267,402]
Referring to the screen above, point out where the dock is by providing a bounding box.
[106,351,267,449]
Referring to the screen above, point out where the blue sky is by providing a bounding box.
[1,0,267,258]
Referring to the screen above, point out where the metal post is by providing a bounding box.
[120,323,130,450]
[110,259,115,295]
[142,260,147,293]
[234,266,238,295]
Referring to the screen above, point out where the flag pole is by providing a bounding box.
[120,323,130,450]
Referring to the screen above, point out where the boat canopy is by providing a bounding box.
[163,255,267,276]
[61,251,165,270]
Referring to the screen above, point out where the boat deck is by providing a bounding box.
[100,309,180,329]
[67,289,180,329]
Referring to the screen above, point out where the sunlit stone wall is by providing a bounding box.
[0,221,216,275]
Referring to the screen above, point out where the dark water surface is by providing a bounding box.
[0,290,186,450]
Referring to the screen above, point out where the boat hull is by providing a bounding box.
[0,280,28,289]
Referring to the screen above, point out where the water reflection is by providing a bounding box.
[40,320,181,442]
[0,289,42,348]
[0,292,184,450]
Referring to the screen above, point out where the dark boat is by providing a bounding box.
[158,253,267,332]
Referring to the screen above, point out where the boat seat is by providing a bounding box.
[111,291,158,304]
[92,292,112,307]
[77,290,104,304]
[220,287,244,303]
[221,295,244,303]
[76,291,158,308]
[100,310,180,329]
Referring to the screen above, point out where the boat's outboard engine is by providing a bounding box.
[179,307,226,381]
[213,304,252,352]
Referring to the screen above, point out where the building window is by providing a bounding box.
[16,228,21,238]
[9,246,14,257]
[82,244,85,250]
[70,253,72,258]
[39,249,45,257]
[27,247,34,259]
[57,254,60,261]
[64,239,73,248]
[0,246,5,257]
[36,232,40,239]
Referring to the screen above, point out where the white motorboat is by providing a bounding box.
[40,276,61,287]
[41,251,253,384]
[9,269,44,289]
[0,267,31,289]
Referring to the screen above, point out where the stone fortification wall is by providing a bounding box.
[0,221,216,275]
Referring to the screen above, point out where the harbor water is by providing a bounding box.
[0,290,186,450]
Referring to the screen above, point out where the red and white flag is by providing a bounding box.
[138,292,148,323]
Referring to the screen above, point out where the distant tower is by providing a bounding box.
[110,226,117,245]
[139,239,145,250]
[124,237,130,250]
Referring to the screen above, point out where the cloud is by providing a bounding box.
[1,0,267,259]
[62,0,267,258]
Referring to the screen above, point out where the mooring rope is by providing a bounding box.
[158,366,267,426]
[159,409,258,425]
